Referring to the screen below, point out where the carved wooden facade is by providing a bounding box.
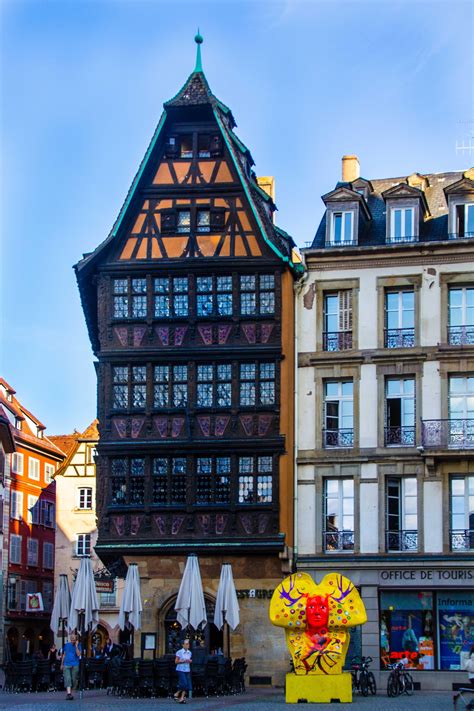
[75,45,302,565]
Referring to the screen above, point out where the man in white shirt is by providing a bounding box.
[174,638,192,704]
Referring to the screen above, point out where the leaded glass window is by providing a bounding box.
[154,277,188,318]
[197,210,210,233]
[257,456,273,503]
[259,362,276,405]
[113,367,129,409]
[172,458,187,504]
[197,363,232,407]
[113,277,148,319]
[154,366,170,408]
[196,457,213,503]
[111,459,127,505]
[216,457,231,503]
[196,275,233,317]
[239,362,276,406]
[130,458,145,505]
[195,456,231,504]
[240,363,256,406]
[132,366,147,408]
[173,366,188,407]
[238,456,273,504]
[217,276,233,316]
[152,458,168,504]
[197,277,213,317]
[240,273,275,316]
[238,457,254,503]
[177,210,191,233]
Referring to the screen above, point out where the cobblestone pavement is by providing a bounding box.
[0,688,454,710]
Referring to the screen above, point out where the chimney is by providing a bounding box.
[342,155,360,183]
[257,176,275,202]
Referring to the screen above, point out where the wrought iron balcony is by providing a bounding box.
[385,529,418,552]
[323,429,354,448]
[384,328,415,348]
[323,530,354,552]
[450,529,474,551]
[325,239,358,248]
[448,232,474,240]
[422,419,474,449]
[386,234,417,244]
[323,330,353,351]
[384,426,416,446]
[448,325,474,346]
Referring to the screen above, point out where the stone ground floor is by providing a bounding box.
[297,558,473,692]
[0,687,456,710]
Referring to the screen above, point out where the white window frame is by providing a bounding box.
[330,210,354,245]
[389,206,414,242]
[11,452,24,475]
[323,478,355,552]
[78,487,93,510]
[43,541,54,569]
[76,533,91,557]
[452,202,474,238]
[10,534,22,564]
[28,457,40,481]
[44,463,55,484]
[10,490,23,520]
[27,494,39,525]
[27,537,39,566]
[449,286,474,328]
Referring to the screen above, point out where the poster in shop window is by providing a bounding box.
[438,592,474,671]
[380,591,434,670]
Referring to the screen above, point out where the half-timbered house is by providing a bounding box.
[75,35,302,681]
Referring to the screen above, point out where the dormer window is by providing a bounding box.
[198,134,210,158]
[390,207,414,243]
[180,135,193,159]
[331,211,354,245]
[454,203,474,239]
[165,133,222,160]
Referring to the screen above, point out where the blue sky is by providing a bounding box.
[1,0,473,434]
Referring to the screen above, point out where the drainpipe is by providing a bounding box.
[293,266,308,573]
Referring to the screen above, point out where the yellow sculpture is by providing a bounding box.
[269,572,367,703]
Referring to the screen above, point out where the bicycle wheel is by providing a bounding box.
[367,671,377,696]
[360,672,369,696]
[387,674,397,697]
[403,672,414,695]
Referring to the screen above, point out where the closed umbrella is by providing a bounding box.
[51,573,71,650]
[119,563,142,653]
[175,555,207,631]
[214,564,240,657]
[68,557,100,699]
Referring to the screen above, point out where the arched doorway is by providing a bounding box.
[162,596,223,655]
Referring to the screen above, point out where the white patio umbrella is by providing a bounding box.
[50,573,71,649]
[175,555,207,631]
[119,563,142,650]
[214,564,240,657]
[68,557,100,634]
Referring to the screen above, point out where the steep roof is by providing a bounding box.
[311,169,473,248]
[51,419,99,477]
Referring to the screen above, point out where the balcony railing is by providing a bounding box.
[450,529,474,551]
[448,232,474,240]
[384,328,415,348]
[386,234,417,244]
[385,426,416,446]
[323,530,354,552]
[325,239,358,248]
[422,419,474,449]
[385,529,418,552]
[323,429,354,448]
[323,330,353,351]
[448,325,474,346]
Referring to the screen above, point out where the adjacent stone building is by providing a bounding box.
[75,36,302,682]
[297,158,474,690]
[51,421,125,650]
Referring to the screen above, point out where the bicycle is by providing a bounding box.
[386,661,414,697]
[351,656,377,697]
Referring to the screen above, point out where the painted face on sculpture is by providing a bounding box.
[306,595,329,629]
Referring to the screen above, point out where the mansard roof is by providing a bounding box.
[310,169,472,249]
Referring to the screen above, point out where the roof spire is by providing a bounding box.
[194,29,203,73]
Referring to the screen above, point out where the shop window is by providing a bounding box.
[380,591,434,670]
[450,475,474,550]
[323,478,354,552]
[385,378,415,446]
[385,478,418,552]
[448,286,474,345]
[323,291,352,351]
[385,290,415,348]
[323,381,354,448]
[438,591,474,670]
